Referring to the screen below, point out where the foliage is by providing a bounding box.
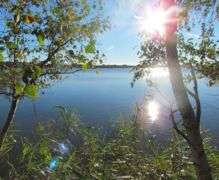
[0,0,109,98]
[133,1,219,179]
[0,108,218,179]
[133,0,219,85]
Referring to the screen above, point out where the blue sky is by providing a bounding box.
[97,0,219,65]
[97,0,145,65]
[1,0,218,65]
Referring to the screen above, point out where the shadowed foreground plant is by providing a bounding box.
[0,107,218,179]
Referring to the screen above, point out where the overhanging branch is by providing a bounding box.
[40,38,73,68]
[40,68,82,77]
[169,109,191,144]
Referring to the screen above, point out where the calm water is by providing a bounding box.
[0,68,219,140]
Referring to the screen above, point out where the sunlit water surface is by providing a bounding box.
[0,68,219,141]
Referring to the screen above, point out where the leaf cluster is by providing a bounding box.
[0,0,109,98]
[134,0,219,85]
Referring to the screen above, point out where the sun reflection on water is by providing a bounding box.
[150,67,169,77]
[147,101,159,122]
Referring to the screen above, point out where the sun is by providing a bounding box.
[141,8,167,37]
[135,1,178,40]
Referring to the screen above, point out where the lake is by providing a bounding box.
[0,68,219,141]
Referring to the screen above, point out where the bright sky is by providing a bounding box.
[97,0,145,65]
[1,0,218,65]
[97,0,219,65]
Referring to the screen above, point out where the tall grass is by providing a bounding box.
[0,107,218,179]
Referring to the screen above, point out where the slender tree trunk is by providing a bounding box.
[0,95,19,149]
[165,34,212,180]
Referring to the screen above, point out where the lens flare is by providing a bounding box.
[48,157,59,170]
[58,143,69,155]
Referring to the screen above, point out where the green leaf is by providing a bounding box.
[87,61,93,68]
[95,70,100,75]
[15,84,24,94]
[24,84,38,98]
[54,105,66,112]
[0,47,4,52]
[66,9,74,20]
[78,55,87,63]
[6,42,18,50]
[99,59,103,64]
[35,123,45,132]
[39,146,51,161]
[85,40,96,53]
[0,54,3,61]
[24,14,34,24]
[37,33,44,45]
[68,50,74,57]
[82,64,87,71]
[22,143,29,158]
[32,66,42,79]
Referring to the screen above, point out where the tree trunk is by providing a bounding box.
[0,95,19,149]
[165,34,212,180]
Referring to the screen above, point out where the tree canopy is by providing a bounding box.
[0,0,109,98]
[133,0,219,85]
[133,1,219,179]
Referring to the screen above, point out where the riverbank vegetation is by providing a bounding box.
[0,107,218,179]
[1,0,219,179]
[133,1,219,178]
[0,0,109,149]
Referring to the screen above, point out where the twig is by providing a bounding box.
[186,87,196,98]
[40,68,82,77]
[40,38,72,67]
[169,109,191,144]
[190,64,201,127]
[0,91,13,96]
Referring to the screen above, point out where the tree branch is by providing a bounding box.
[40,38,72,68]
[186,87,196,98]
[190,64,201,127]
[0,91,13,96]
[169,109,191,144]
[40,68,82,77]
[0,91,20,149]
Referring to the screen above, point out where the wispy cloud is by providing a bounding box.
[133,15,143,20]
[107,46,114,51]
[185,32,200,39]
[110,0,144,28]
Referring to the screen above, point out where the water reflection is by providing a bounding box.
[147,101,159,122]
[150,67,169,77]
